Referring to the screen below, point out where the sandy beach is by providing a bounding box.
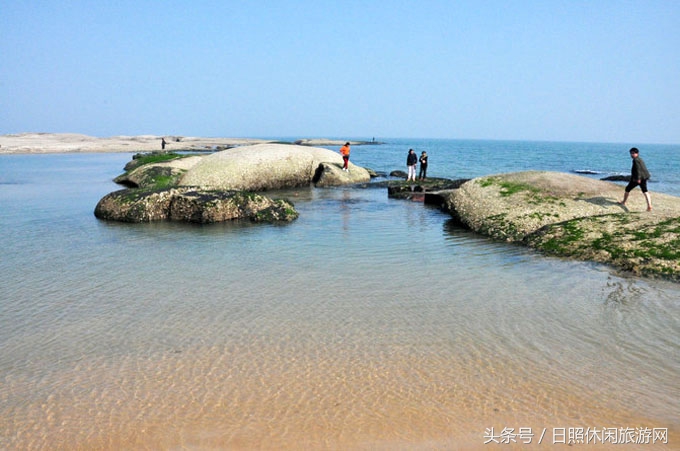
[0,133,371,154]
[0,133,275,154]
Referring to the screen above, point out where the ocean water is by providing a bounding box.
[341,139,680,197]
[1,140,679,450]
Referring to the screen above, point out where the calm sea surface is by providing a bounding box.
[1,139,679,449]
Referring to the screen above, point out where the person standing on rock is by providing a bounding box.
[406,149,418,182]
[419,151,428,180]
[339,142,351,171]
[620,147,652,211]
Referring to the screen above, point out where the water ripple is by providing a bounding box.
[2,153,679,448]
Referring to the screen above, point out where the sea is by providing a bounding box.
[1,138,679,449]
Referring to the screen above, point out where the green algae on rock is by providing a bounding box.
[443,171,680,280]
[94,187,298,224]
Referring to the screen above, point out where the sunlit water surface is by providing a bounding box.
[0,148,678,449]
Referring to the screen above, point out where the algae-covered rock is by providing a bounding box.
[442,171,680,280]
[94,187,298,224]
[385,178,468,200]
[526,214,680,280]
[168,190,298,223]
[114,165,186,189]
[115,155,203,189]
[445,171,632,241]
[96,143,371,226]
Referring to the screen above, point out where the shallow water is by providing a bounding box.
[0,148,678,449]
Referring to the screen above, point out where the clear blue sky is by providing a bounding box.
[1,1,679,143]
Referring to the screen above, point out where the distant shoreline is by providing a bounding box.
[0,133,382,155]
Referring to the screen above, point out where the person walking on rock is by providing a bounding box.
[620,147,652,211]
[419,151,428,180]
[339,142,351,171]
[406,149,418,181]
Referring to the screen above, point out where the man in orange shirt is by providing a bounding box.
[339,142,351,171]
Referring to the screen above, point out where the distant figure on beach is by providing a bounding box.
[620,147,652,211]
[406,149,418,181]
[419,151,428,180]
[339,142,351,171]
[161,138,167,150]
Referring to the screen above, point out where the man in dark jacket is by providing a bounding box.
[418,151,428,180]
[620,147,652,211]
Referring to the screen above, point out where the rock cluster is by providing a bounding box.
[95,143,371,224]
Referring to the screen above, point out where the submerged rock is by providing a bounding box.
[293,138,384,146]
[600,174,631,182]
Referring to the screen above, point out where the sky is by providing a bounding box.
[1,1,679,143]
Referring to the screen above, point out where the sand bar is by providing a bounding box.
[0,133,274,154]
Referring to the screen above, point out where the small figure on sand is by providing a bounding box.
[406,149,418,181]
[419,151,428,180]
[620,147,652,211]
[339,142,351,171]
[161,138,167,150]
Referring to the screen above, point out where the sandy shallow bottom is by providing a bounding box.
[3,250,678,450]
[3,341,677,450]
[1,151,678,450]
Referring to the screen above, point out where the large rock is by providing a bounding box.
[179,143,370,190]
[94,187,298,223]
[94,144,370,225]
[312,162,373,187]
[442,171,680,279]
[444,171,628,241]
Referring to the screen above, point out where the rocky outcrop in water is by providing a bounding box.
[385,178,468,201]
[293,139,384,146]
[312,162,373,187]
[95,143,375,224]
[441,171,680,280]
[600,174,631,182]
[179,143,370,190]
[94,187,298,223]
